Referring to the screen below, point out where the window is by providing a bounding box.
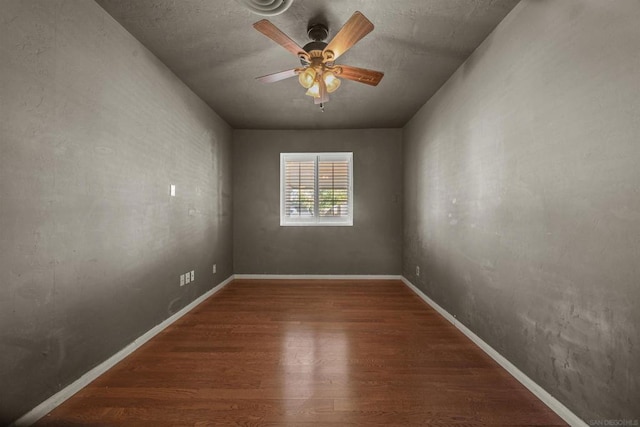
[280,152,353,226]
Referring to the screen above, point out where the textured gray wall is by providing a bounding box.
[403,0,640,422]
[233,129,402,275]
[0,1,233,423]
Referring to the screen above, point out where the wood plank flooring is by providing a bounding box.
[37,279,567,426]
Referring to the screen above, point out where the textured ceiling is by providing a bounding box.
[95,0,520,129]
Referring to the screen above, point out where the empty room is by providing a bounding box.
[1,0,638,425]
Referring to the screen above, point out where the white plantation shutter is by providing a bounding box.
[284,159,315,218]
[280,153,353,226]
[318,157,350,218]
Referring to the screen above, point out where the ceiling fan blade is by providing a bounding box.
[256,68,299,83]
[323,11,374,61]
[336,65,384,86]
[253,19,308,59]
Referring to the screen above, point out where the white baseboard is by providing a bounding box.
[234,274,402,280]
[12,275,234,427]
[400,276,587,427]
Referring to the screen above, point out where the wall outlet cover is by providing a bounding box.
[180,274,185,286]
[190,270,194,281]
[185,274,191,284]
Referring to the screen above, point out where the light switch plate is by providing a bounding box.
[190,270,194,281]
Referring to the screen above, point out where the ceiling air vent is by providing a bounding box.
[240,0,293,16]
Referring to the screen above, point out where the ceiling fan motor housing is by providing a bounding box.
[301,23,328,65]
[307,23,328,42]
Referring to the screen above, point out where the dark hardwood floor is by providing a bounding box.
[38,279,567,426]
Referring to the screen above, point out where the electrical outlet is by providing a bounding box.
[180,274,185,286]
[185,273,191,284]
[416,266,420,277]
[190,270,194,281]
[213,264,216,274]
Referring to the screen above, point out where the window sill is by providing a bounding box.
[280,221,353,227]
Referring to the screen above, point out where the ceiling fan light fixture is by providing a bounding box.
[323,71,341,93]
[298,67,316,89]
[305,81,320,98]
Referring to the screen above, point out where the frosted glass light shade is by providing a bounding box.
[298,67,317,89]
[323,71,341,93]
[305,82,320,98]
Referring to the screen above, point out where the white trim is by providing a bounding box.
[400,276,588,427]
[12,275,235,427]
[234,274,402,280]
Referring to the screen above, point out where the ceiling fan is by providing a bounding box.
[253,11,384,108]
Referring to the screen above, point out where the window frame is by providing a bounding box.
[280,152,354,227]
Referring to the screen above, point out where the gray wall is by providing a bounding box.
[0,1,233,423]
[233,129,402,275]
[403,0,640,421]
